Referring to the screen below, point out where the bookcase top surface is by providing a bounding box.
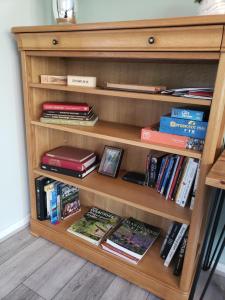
[12,15,225,34]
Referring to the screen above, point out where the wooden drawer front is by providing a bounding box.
[17,25,223,51]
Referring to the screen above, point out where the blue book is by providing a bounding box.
[171,107,205,121]
[160,156,175,195]
[50,182,59,224]
[160,116,208,139]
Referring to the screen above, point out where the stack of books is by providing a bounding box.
[141,107,208,151]
[67,207,122,246]
[102,218,160,264]
[161,87,213,100]
[40,102,98,126]
[160,222,189,275]
[145,152,200,208]
[41,146,99,179]
[35,177,81,224]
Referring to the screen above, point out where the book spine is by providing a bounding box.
[145,154,151,186]
[159,116,208,139]
[190,162,200,210]
[160,223,174,256]
[173,231,188,276]
[176,159,198,207]
[166,156,180,200]
[157,157,169,192]
[40,75,67,85]
[171,108,204,121]
[43,103,89,112]
[161,223,181,259]
[44,110,91,116]
[171,158,187,201]
[164,224,188,267]
[160,157,175,195]
[42,113,93,121]
[35,177,46,221]
[67,75,97,88]
[40,116,98,126]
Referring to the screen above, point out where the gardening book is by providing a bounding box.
[67,207,122,245]
[106,217,160,260]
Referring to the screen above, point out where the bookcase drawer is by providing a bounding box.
[17,25,223,51]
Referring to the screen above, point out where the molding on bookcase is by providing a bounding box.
[216,262,225,277]
[0,215,30,242]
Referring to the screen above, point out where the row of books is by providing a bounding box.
[142,106,208,151]
[40,102,98,126]
[67,207,160,265]
[145,152,200,208]
[160,222,189,276]
[35,176,81,223]
[41,146,99,179]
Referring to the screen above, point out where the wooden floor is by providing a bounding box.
[0,228,224,300]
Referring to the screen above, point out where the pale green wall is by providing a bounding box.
[77,0,198,23]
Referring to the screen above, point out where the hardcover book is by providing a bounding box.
[42,102,90,112]
[67,75,97,88]
[44,108,93,116]
[145,151,165,187]
[67,207,121,245]
[40,115,98,126]
[60,185,80,219]
[105,82,166,94]
[106,218,160,259]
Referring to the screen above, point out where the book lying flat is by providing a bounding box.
[43,102,90,112]
[67,207,122,245]
[105,82,166,94]
[106,218,160,260]
[40,115,98,126]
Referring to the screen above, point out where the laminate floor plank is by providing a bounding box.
[53,262,115,300]
[2,284,44,300]
[100,276,150,300]
[0,228,36,265]
[24,249,86,300]
[0,238,59,299]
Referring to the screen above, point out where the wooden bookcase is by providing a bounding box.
[12,15,225,300]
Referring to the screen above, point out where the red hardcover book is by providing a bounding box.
[43,102,90,112]
[167,156,185,200]
[45,146,95,163]
[42,155,96,172]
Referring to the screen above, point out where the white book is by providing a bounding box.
[67,75,97,88]
[165,156,180,200]
[175,158,198,207]
[164,224,188,267]
[190,162,200,210]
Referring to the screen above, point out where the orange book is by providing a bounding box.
[141,127,189,149]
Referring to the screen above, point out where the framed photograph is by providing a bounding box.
[98,146,124,178]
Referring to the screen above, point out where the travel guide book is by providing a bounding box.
[67,207,122,245]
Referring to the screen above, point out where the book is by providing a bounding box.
[67,207,121,245]
[171,107,206,121]
[159,116,208,139]
[44,181,56,220]
[40,75,67,85]
[67,75,97,88]
[164,224,188,267]
[156,156,170,192]
[166,156,184,200]
[106,218,160,260]
[42,154,97,172]
[43,108,93,116]
[42,102,90,112]
[165,156,180,200]
[42,112,95,121]
[161,222,181,260]
[146,151,165,187]
[160,156,175,195]
[171,158,188,201]
[45,146,95,163]
[105,82,166,94]
[175,158,199,207]
[173,230,188,276]
[141,127,204,151]
[101,242,139,264]
[160,223,174,256]
[41,162,99,179]
[35,177,54,220]
[60,185,80,219]
[40,115,99,126]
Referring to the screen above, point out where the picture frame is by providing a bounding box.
[98,146,124,178]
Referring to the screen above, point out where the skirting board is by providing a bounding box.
[0,215,30,243]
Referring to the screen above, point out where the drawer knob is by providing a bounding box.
[52,39,59,45]
[148,36,155,45]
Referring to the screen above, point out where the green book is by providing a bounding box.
[40,115,98,126]
[67,207,122,245]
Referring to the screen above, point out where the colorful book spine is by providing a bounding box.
[175,159,199,207]
[171,158,187,201]
[164,224,188,267]
[160,156,175,195]
[165,156,180,200]
[171,108,205,121]
[161,223,181,260]
[44,181,56,219]
[159,116,208,139]
[146,152,164,187]
[40,116,98,126]
[42,102,90,112]
[157,157,169,192]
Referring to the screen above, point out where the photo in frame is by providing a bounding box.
[98,146,124,178]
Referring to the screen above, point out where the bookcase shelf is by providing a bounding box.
[31,120,202,159]
[29,83,212,107]
[13,16,225,300]
[33,168,192,225]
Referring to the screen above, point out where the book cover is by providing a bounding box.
[67,75,97,88]
[164,224,188,267]
[173,230,188,276]
[44,108,93,116]
[146,151,165,188]
[107,218,160,259]
[171,158,187,201]
[60,185,80,219]
[42,154,96,172]
[44,181,56,218]
[40,115,98,126]
[161,222,181,260]
[45,146,95,163]
[171,107,205,121]
[67,207,121,245]
[160,156,175,195]
[159,116,208,139]
[42,102,90,112]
